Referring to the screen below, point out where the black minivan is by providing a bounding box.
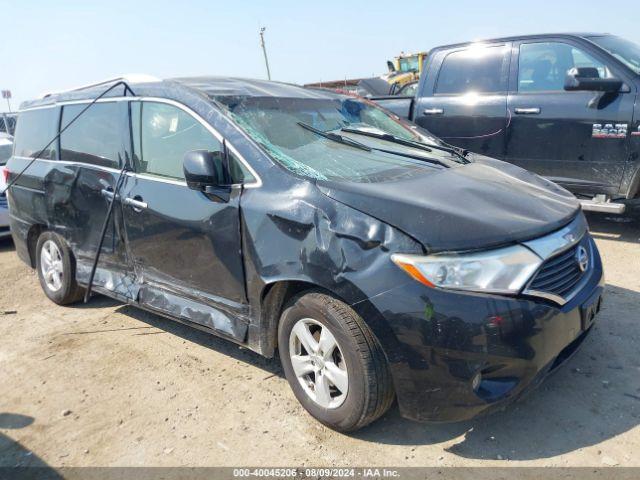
[6,76,604,431]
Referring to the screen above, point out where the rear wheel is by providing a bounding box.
[35,232,84,305]
[278,290,394,432]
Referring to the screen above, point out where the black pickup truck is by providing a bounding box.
[373,33,640,213]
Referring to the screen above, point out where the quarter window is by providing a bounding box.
[60,103,122,168]
[435,46,509,95]
[518,42,612,92]
[12,108,58,160]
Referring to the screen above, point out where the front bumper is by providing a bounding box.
[355,236,604,423]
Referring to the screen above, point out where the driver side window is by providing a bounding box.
[518,42,612,92]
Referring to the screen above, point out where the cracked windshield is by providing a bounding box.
[220,96,458,182]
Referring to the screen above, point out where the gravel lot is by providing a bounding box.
[0,212,639,468]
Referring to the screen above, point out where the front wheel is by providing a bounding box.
[278,291,394,432]
[35,231,84,305]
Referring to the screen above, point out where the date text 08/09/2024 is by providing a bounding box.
[232,468,401,477]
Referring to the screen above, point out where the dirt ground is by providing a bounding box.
[0,212,639,468]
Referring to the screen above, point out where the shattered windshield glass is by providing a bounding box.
[219,96,449,182]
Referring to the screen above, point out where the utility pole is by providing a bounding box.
[1,90,11,112]
[259,27,272,81]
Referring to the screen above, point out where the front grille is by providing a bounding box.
[0,194,7,209]
[528,236,590,299]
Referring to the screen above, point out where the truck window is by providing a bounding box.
[435,46,508,95]
[588,35,640,75]
[12,108,58,160]
[60,102,122,168]
[398,82,418,96]
[518,42,611,92]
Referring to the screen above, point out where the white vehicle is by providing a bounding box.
[0,133,13,239]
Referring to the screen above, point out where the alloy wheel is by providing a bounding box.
[40,240,64,292]
[288,318,349,409]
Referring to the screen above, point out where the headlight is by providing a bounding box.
[391,245,542,294]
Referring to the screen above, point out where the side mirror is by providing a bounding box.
[183,150,230,201]
[387,60,396,73]
[564,67,623,93]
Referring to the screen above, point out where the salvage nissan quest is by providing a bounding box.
[5,76,604,431]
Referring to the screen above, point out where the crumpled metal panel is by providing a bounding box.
[318,155,581,253]
[138,285,248,341]
[76,263,140,300]
[240,171,424,308]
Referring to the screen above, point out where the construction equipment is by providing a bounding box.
[384,51,428,88]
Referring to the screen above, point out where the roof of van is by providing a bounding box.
[20,76,338,110]
[172,76,337,100]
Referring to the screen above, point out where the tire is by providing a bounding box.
[278,290,394,432]
[35,231,84,305]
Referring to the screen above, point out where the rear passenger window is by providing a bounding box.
[132,101,255,183]
[12,108,58,160]
[435,46,509,95]
[60,103,122,168]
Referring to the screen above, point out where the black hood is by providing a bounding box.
[317,157,581,253]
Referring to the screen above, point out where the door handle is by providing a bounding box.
[101,188,116,201]
[123,196,148,212]
[514,107,541,115]
[423,108,444,115]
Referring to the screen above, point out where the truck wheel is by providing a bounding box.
[35,231,84,305]
[278,290,394,432]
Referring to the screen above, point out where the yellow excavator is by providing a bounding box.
[384,51,428,89]
[305,51,429,97]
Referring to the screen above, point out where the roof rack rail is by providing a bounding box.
[40,74,160,99]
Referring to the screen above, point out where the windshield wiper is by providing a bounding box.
[341,127,470,163]
[341,127,432,152]
[436,142,471,160]
[299,122,449,168]
[297,122,371,152]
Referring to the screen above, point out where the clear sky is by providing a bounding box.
[2,0,640,108]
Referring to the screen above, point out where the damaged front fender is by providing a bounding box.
[239,171,423,357]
